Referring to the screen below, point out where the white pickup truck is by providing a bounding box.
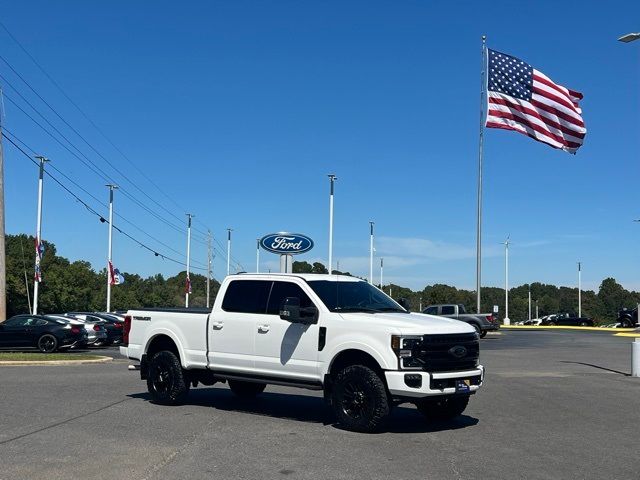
[120,273,484,432]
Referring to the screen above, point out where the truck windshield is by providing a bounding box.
[307,280,406,313]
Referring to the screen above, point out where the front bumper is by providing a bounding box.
[385,365,484,398]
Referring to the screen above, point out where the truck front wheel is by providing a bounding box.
[331,365,389,433]
[415,394,469,421]
[147,351,190,405]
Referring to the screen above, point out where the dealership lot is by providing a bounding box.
[0,331,638,480]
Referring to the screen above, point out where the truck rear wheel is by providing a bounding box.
[415,395,469,421]
[228,380,266,398]
[147,351,190,405]
[331,365,389,433]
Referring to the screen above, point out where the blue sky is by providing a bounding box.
[1,0,639,292]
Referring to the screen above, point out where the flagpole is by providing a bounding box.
[476,35,487,314]
[106,184,118,312]
[32,156,48,315]
[328,174,336,274]
[369,221,374,284]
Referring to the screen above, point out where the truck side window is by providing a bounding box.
[425,307,438,315]
[266,282,314,315]
[222,280,272,314]
[441,305,455,315]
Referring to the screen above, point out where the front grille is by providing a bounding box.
[412,333,479,372]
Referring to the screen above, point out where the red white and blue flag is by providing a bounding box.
[34,237,44,282]
[185,275,192,295]
[108,261,125,285]
[486,49,586,154]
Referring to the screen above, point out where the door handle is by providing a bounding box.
[258,325,270,333]
[212,321,224,330]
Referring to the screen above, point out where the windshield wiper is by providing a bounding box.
[333,306,382,313]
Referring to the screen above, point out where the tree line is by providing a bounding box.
[4,235,637,323]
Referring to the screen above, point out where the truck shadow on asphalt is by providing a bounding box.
[128,388,479,434]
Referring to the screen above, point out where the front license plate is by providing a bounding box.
[455,379,471,393]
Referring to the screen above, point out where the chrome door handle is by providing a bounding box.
[258,325,270,333]
[212,321,224,330]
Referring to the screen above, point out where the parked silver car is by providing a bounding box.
[52,314,107,346]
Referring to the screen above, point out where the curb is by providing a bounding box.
[0,356,113,366]
[613,332,640,338]
[501,325,636,332]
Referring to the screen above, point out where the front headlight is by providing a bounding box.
[391,335,423,369]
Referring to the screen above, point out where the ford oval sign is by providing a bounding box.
[260,233,314,255]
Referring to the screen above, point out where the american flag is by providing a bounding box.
[485,49,586,154]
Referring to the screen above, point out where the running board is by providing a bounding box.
[212,371,323,391]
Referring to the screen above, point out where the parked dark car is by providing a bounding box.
[422,303,500,338]
[616,308,638,328]
[68,312,123,345]
[540,313,594,327]
[0,314,88,353]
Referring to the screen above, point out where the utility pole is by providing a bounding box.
[578,261,582,318]
[105,184,118,312]
[0,97,6,321]
[369,221,375,284]
[256,238,260,273]
[503,236,510,325]
[535,300,539,319]
[185,214,193,308]
[528,285,532,321]
[206,230,212,309]
[380,257,384,290]
[226,228,232,276]
[32,156,48,315]
[328,174,337,274]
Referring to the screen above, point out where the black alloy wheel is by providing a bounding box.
[38,334,58,353]
[146,351,190,405]
[331,365,389,433]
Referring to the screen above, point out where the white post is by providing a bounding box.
[632,338,640,377]
[504,237,510,325]
[578,261,582,318]
[528,286,531,321]
[185,214,193,308]
[419,297,422,312]
[256,238,260,273]
[106,184,118,312]
[536,301,539,320]
[206,230,212,309]
[32,156,48,315]
[328,174,336,274]
[227,228,232,276]
[369,221,374,284]
[380,257,384,290]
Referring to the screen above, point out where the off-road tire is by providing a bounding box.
[479,330,487,338]
[146,351,190,405]
[620,318,633,328]
[228,380,266,398]
[37,334,58,353]
[415,395,470,421]
[471,323,481,335]
[331,365,390,433]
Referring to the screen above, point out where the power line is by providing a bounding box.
[3,131,215,276]
[0,54,209,245]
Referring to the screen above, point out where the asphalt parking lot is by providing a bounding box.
[1,330,639,480]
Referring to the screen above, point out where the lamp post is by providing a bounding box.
[106,184,118,312]
[185,214,193,308]
[503,236,510,325]
[380,258,384,290]
[577,262,582,318]
[369,221,375,284]
[226,228,232,276]
[32,156,49,315]
[256,238,260,273]
[328,174,337,273]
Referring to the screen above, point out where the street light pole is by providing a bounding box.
[106,184,118,312]
[578,261,582,318]
[528,285,531,321]
[32,156,49,315]
[328,174,336,274]
[206,230,212,309]
[380,257,384,290]
[256,238,260,273]
[227,228,232,276]
[503,236,510,325]
[185,214,193,308]
[369,221,375,284]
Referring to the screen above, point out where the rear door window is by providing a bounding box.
[266,282,314,315]
[222,280,272,314]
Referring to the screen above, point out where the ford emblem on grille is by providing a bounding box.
[448,346,467,359]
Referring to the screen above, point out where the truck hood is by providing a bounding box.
[338,311,476,335]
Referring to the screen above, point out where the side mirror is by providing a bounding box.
[280,297,301,322]
[280,297,318,324]
[396,298,411,312]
